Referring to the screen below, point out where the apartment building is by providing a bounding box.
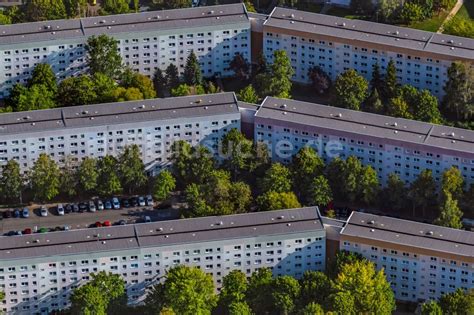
[0,93,241,175]
[0,3,251,98]
[263,7,474,98]
[0,207,326,314]
[340,212,474,302]
[254,97,474,186]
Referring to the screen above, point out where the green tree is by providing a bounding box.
[237,85,259,104]
[409,169,437,217]
[153,68,167,97]
[0,11,12,25]
[246,268,273,315]
[184,52,202,86]
[150,265,217,315]
[0,159,22,203]
[64,0,88,17]
[151,0,192,9]
[171,84,192,97]
[330,260,395,315]
[332,69,368,110]
[343,155,363,203]
[299,271,331,308]
[439,288,474,315]
[308,175,333,207]
[386,96,413,119]
[308,66,331,95]
[434,192,463,229]
[442,61,474,121]
[57,75,97,107]
[256,191,301,211]
[350,0,374,14]
[169,140,192,187]
[30,153,60,201]
[399,2,424,23]
[359,165,379,205]
[325,157,346,200]
[153,170,176,201]
[219,270,248,314]
[380,173,407,212]
[228,301,253,315]
[300,303,324,315]
[364,88,383,114]
[329,250,365,278]
[291,146,324,202]
[370,63,384,93]
[111,86,144,101]
[260,163,292,193]
[26,0,66,21]
[121,69,157,99]
[93,72,117,103]
[86,35,123,79]
[97,155,122,196]
[100,0,130,14]
[267,50,294,98]
[383,60,398,101]
[441,166,464,200]
[270,276,301,315]
[118,145,146,194]
[413,90,442,123]
[60,157,78,198]
[221,128,253,179]
[165,64,180,90]
[29,63,57,94]
[421,300,443,315]
[15,84,57,111]
[230,53,250,80]
[78,157,99,194]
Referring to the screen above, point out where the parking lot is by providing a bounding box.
[0,205,180,235]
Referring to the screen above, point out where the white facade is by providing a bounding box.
[341,240,474,303]
[0,4,251,98]
[0,93,241,175]
[0,208,326,314]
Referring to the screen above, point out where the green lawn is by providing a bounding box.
[408,11,449,32]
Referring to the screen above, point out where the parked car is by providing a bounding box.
[145,195,154,207]
[57,204,65,216]
[94,221,102,228]
[103,220,111,227]
[122,198,130,208]
[13,208,20,218]
[4,231,17,236]
[72,203,80,213]
[22,208,29,218]
[117,220,127,226]
[88,201,96,212]
[112,197,120,210]
[104,200,112,210]
[144,216,151,223]
[38,227,49,233]
[40,206,48,217]
[64,204,72,214]
[129,197,138,207]
[97,200,104,211]
[138,196,146,207]
[3,210,12,219]
[23,228,32,235]
[78,203,87,212]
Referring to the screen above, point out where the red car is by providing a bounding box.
[103,220,111,227]
[23,228,32,234]
[94,221,102,228]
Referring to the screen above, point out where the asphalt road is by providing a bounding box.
[0,206,180,234]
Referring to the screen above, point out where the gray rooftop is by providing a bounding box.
[265,7,474,60]
[0,4,249,46]
[0,93,239,136]
[256,97,474,156]
[342,212,474,258]
[0,207,323,261]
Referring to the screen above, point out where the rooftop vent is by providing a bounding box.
[82,110,89,115]
[394,30,399,35]
[100,19,106,24]
[44,25,51,30]
[392,122,398,127]
[277,215,285,219]
[281,104,287,108]
[290,13,295,19]
[448,39,454,44]
[335,113,342,118]
[341,22,346,27]
[368,220,375,225]
[426,231,434,236]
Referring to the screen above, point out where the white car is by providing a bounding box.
[112,197,120,210]
[40,206,48,217]
[138,196,146,207]
[57,204,64,216]
[97,200,104,211]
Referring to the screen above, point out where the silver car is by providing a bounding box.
[40,206,48,217]
[57,204,65,216]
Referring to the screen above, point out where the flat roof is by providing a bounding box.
[341,212,474,258]
[0,4,249,46]
[256,97,474,156]
[264,7,474,60]
[0,93,240,136]
[0,207,323,261]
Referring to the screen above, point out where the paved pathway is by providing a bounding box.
[437,0,464,33]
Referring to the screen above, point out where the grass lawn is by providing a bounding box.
[407,11,449,32]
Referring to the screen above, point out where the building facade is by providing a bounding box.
[340,212,474,303]
[0,4,251,98]
[263,7,474,98]
[0,93,241,175]
[0,207,326,314]
[254,97,474,186]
